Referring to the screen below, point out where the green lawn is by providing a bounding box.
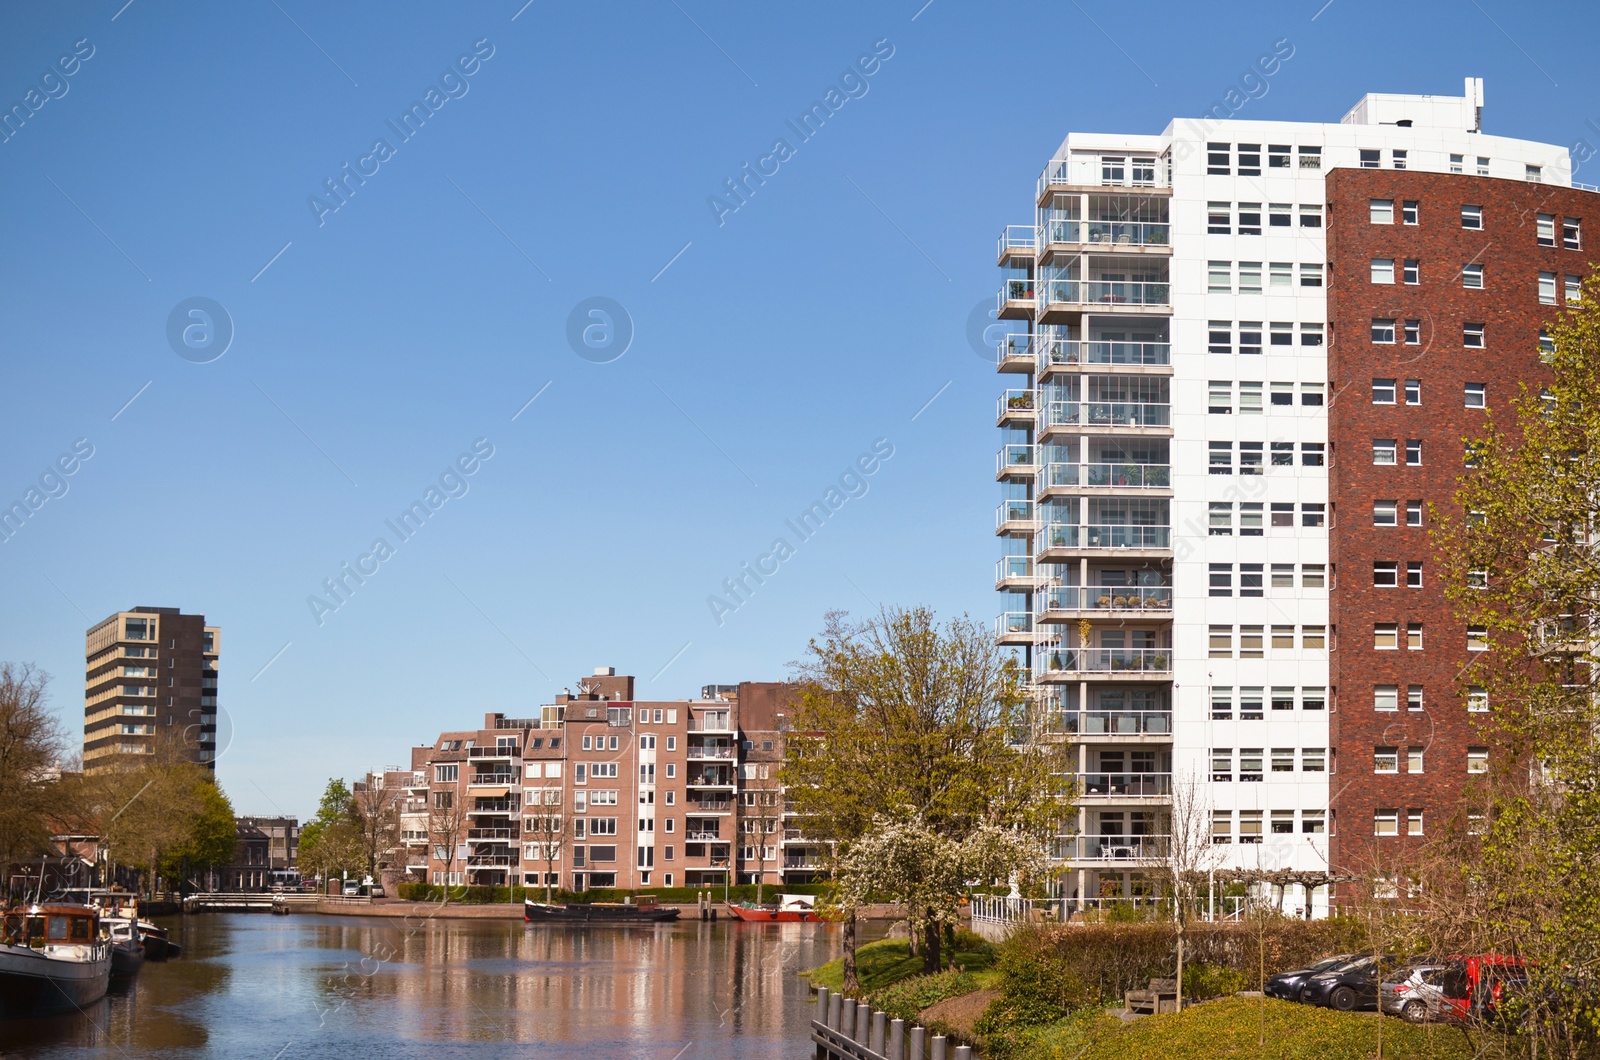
[1012,996,1485,1060]
[802,937,997,994]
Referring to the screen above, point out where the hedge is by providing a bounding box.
[394,882,829,905]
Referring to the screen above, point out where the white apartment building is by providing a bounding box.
[994,78,1582,915]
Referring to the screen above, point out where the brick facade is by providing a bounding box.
[1324,169,1596,893]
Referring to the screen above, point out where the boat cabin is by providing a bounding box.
[3,904,101,953]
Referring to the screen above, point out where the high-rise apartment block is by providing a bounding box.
[993,78,1595,912]
[387,669,822,892]
[84,607,219,772]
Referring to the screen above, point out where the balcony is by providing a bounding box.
[996,333,1034,373]
[687,770,736,788]
[1077,773,1172,799]
[1035,585,1172,616]
[1040,401,1170,432]
[687,718,732,732]
[1035,647,1172,679]
[997,278,1036,320]
[1038,219,1170,251]
[688,797,733,813]
[1056,834,1170,863]
[996,224,1035,264]
[996,444,1036,481]
[784,854,824,869]
[1040,462,1170,492]
[995,555,1033,591]
[1037,339,1170,374]
[687,744,735,760]
[995,500,1037,537]
[1051,710,1172,737]
[466,854,515,867]
[1034,524,1171,555]
[468,747,515,759]
[995,612,1033,645]
[467,827,518,840]
[469,799,520,814]
[1036,158,1169,201]
[1037,280,1171,321]
[996,389,1035,427]
[686,830,722,842]
[469,772,519,787]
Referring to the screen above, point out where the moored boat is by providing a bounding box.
[135,921,181,962]
[726,893,824,923]
[524,895,680,923]
[0,904,112,1019]
[101,916,144,979]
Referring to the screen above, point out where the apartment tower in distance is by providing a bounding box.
[84,607,220,772]
[992,77,1595,913]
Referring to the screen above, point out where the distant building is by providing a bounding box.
[84,607,219,772]
[221,816,299,891]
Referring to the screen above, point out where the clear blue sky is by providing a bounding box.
[2,0,1595,818]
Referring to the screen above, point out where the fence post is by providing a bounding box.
[888,1018,904,1059]
[841,999,856,1039]
[930,1035,948,1060]
[829,991,842,1030]
[855,1002,870,1045]
[870,1010,885,1054]
[954,1047,973,1060]
[909,1025,925,1060]
[815,987,829,1026]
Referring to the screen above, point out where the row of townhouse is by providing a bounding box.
[365,668,825,892]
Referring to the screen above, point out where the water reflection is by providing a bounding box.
[0,913,874,1058]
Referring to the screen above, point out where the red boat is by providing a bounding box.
[726,894,824,923]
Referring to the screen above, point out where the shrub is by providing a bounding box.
[976,928,1092,1048]
[868,968,978,1023]
[1181,961,1248,1000]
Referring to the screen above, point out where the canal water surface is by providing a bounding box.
[0,913,882,1058]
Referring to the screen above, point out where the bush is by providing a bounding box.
[1181,961,1248,1000]
[869,968,978,1023]
[976,928,1092,1052]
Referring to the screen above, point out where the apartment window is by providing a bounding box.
[1227,142,1259,175]
[1212,811,1232,844]
[1539,272,1557,304]
[1540,329,1556,357]
[1371,318,1396,344]
[1239,750,1264,782]
[1301,323,1323,347]
[1239,626,1264,658]
[1463,322,1485,349]
[434,764,458,783]
[1268,145,1290,168]
[1101,155,1125,183]
[1240,686,1264,718]
[1208,501,1232,535]
[1450,153,1464,173]
[1211,688,1233,721]
[1407,501,1422,525]
[1406,623,1424,650]
[1207,142,1230,175]
[1268,262,1293,291]
[1209,442,1232,475]
[1237,810,1263,845]
[1209,564,1233,597]
[1374,746,1399,774]
[1298,145,1321,169]
[1270,566,1294,589]
[1537,213,1555,246]
[1375,809,1399,836]
[1302,503,1325,527]
[1462,203,1483,230]
[1239,323,1262,356]
[1301,382,1324,405]
[1370,258,1394,285]
[1299,204,1323,228]
[1358,148,1380,169]
[1268,202,1292,227]
[1208,320,1233,354]
[1239,441,1263,475]
[1375,624,1399,650]
[1566,275,1582,302]
[1240,502,1263,536]
[1211,749,1232,782]
[1269,382,1294,407]
[1369,198,1393,224]
[1467,747,1489,774]
[1407,747,1424,773]
[1302,687,1326,710]
[1563,218,1581,250]
[1526,163,1542,182]
[1467,626,1488,652]
[1373,561,1398,588]
[1462,263,1484,289]
[1271,810,1294,834]
[1401,200,1418,225]
[1238,202,1262,234]
[1270,321,1293,346]
[1208,380,1232,414]
[1476,156,1490,176]
[1209,625,1232,658]
[1373,439,1397,465]
[1271,625,1295,649]
[1373,500,1397,526]
[1467,569,1489,589]
[1372,378,1396,404]
[1239,262,1262,294]
[1302,626,1325,649]
[1406,561,1423,588]
[1270,502,1294,527]
[1207,201,1231,234]
[1406,440,1422,466]
[1303,810,1326,833]
[1374,684,1399,711]
[1208,261,1232,294]
[1402,259,1419,285]
[1404,319,1421,345]
[1297,262,1322,287]
[1270,442,1293,467]
[1468,686,1489,712]
[1392,148,1408,169]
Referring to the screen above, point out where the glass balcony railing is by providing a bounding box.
[997,225,1035,257]
[995,556,1033,583]
[1042,401,1170,429]
[1036,647,1172,674]
[997,390,1035,419]
[1000,278,1036,303]
[1039,220,1170,247]
[1035,586,1172,612]
[1050,710,1172,736]
[996,612,1033,637]
[1038,279,1170,308]
[1037,339,1170,369]
[1059,834,1171,861]
[997,500,1036,529]
[997,332,1034,366]
[1043,462,1171,489]
[1078,772,1172,797]
[1035,524,1171,550]
[996,444,1036,475]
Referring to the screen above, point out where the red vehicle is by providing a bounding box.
[1436,955,1530,1024]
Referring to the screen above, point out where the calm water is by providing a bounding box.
[0,912,881,1058]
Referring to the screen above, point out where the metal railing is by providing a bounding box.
[997,224,1035,256]
[1041,401,1171,428]
[1049,710,1172,736]
[1036,647,1172,674]
[995,612,1032,637]
[686,746,735,759]
[1035,524,1171,550]
[1042,462,1170,489]
[996,500,1036,528]
[999,278,1035,304]
[469,799,520,813]
[687,719,732,732]
[996,444,1036,475]
[1039,220,1170,246]
[995,556,1032,583]
[1038,279,1171,308]
[996,332,1034,365]
[1036,585,1172,612]
[466,854,514,867]
[997,389,1035,418]
[468,747,516,758]
[469,772,519,785]
[467,827,517,840]
[686,830,722,841]
[1055,834,1170,860]
[690,799,733,812]
[1038,339,1171,368]
[1078,772,1172,797]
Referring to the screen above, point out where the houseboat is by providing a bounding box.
[0,904,112,1019]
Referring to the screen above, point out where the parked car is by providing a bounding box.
[1380,960,1456,1023]
[1300,954,1404,1011]
[1266,954,1361,1002]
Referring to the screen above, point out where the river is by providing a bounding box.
[0,912,884,1058]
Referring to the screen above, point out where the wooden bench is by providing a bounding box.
[1124,977,1178,1016]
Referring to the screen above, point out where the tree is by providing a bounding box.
[524,804,564,901]
[349,781,400,883]
[426,794,466,901]
[96,733,236,896]
[161,772,236,885]
[1431,273,1600,1056]
[0,664,66,877]
[783,607,1064,984]
[1152,772,1226,1010]
[298,778,363,886]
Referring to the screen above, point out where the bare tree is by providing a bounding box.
[739,788,783,906]
[524,802,564,901]
[427,793,465,902]
[0,664,66,880]
[1148,771,1227,1009]
[350,780,401,883]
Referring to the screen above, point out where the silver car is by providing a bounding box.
[1380,961,1460,1023]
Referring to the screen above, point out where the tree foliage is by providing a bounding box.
[0,663,66,872]
[96,732,237,893]
[297,778,364,883]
